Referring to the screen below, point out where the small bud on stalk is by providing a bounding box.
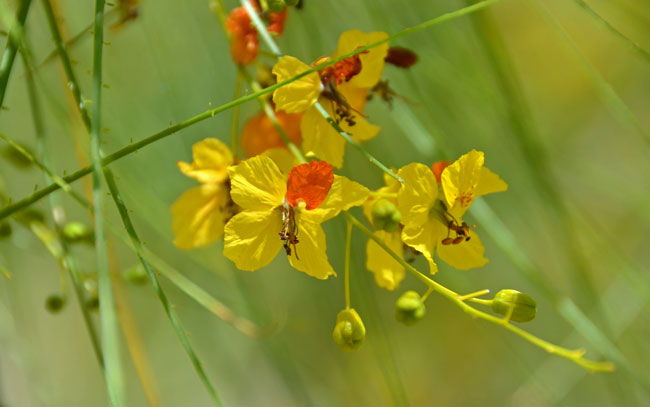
[491,289,537,323]
[332,309,366,351]
[45,294,65,313]
[371,199,401,233]
[123,264,149,285]
[395,290,426,325]
[62,221,95,245]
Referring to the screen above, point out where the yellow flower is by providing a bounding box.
[397,150,507,273]
[171,138,237,249]
[362,173,405,290]
[272,30,389,168]
[223,155,369,279]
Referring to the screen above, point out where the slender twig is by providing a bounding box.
[344,219,352,309]
[0,0,32,107]
[88,1,125,405]
[344,211,614,372]
[104,169,223,406]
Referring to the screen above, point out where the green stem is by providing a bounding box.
[41,0,92,130]
[344,211,614,372]
[104,169,223,406]
[89,1,124,405]
[344,219,352,309]
[230,72,243,158]
[0,0,32,107]
[1,0,508,219]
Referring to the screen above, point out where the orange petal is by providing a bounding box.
[241,110,302,157]
[285,160,334,210]
[432,160,451,183]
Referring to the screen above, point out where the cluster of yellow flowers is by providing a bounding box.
[171,28,507,348]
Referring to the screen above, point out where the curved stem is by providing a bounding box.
[344,219,352,309]
[0,0,32,108]
[344,211,614,373]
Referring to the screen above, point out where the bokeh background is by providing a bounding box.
[1,0,650,405]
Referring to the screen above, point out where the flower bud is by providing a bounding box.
[84,279,99,311]
[123,264,149,285]
[332,309,366,351]
[491,289,537,323]
[62,221,94,245]
[371,199,401,233]
[0,221,12,239]
[45,294,65,313]
[267,0,285,12]
[395,290,426,325]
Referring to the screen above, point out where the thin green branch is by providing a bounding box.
[19,43,103,367]
[344,211,614,372]
[41,0,92,130]
[344,219,352,309]
[1,0,510,219]
[89,0,124,405]
[103,169,223,406]
[0,0,32,107]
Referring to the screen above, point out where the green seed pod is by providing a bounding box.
[0,221,12,239]
[1,144,33,169]
[267,0,285,12]
[123,264,149,285]
[45,294,65,313]
[62,221,95,245]
[371,199,402,233]
[395,290,426,325]
[491,289,537,323]
[284,0,299,5]
[332,308,366,351]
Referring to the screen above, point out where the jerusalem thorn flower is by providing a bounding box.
[397,150,507,274]
[171,138,238,249]
[362,173,405,290]
[240,109,303,157]
[223,156,369,278]
[271,30,389,167]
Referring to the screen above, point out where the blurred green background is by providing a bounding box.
[1,0,649,405]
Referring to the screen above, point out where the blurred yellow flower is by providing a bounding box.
[171,138,237,249]
[272,29,389,168]
[397,150,507,273]
[223,156,369,279]
[362,173,405,290]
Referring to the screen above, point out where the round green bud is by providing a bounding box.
[45,294,65,313]
[491,289,537,323]
[0,221,12,239]
[62,221,94,244]
[371,199,402,233]
[83,279,99,311]
[267,0,285,12]
[395,290,426,325]
[332,309,366,351]
[123,264,148,285]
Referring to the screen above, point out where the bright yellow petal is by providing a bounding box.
[441,150,484,217]
[343,112,380,143]
[301,104,346,168]
[366,230,405,290]
[400,217,443,275]
[171,185,229,249]
[228,155,286,211]
[475,166,508,197]
[262,147,301,175]
[308,175,370,223]
[223,210,283,271]
[333,30,389,88]
[288,218,335,279]
[272,56,321,114]
[177,138,233,184]
[436,231,488,270]
[337,83,369,112]
[397,163,438,226]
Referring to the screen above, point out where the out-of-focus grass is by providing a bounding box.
[1,0,649,405]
